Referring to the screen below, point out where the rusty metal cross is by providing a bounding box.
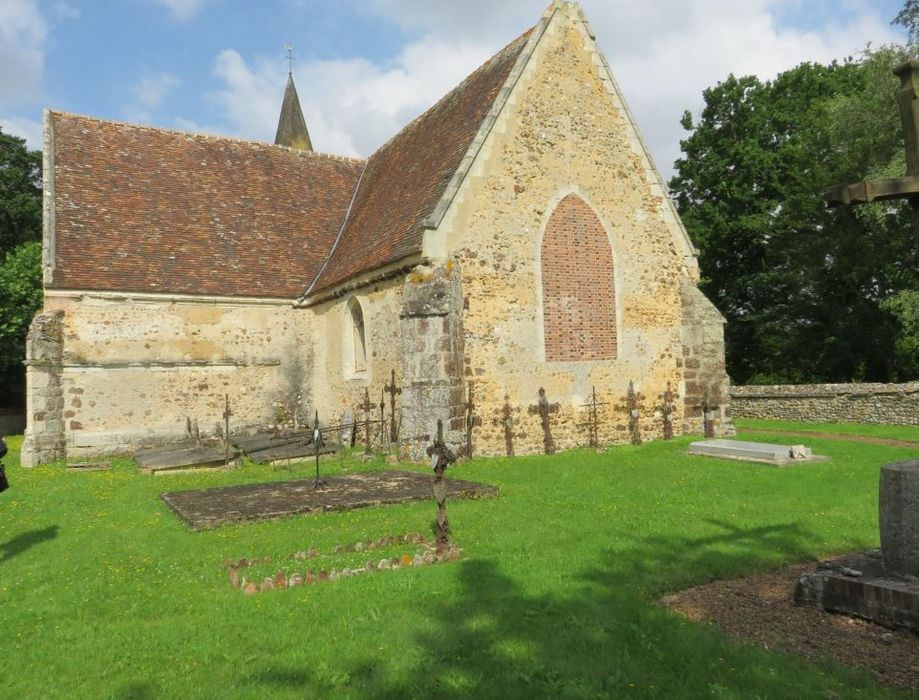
[827,59,919,251]
[384,369,402,443]
[357,388,375,455]
[659,382,679,441]
[463,382,481,459]
[580,386,606,449]
[528,387,560,455]
[501,394,515,458]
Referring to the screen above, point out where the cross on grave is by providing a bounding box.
[379,388,387,447]
[222,394,232,467]
[357,388,375,455]
[426,419,457,545]
[501,394,516,458]
[463,382,482,459]
[827,59,919,252]
[579,386,607,449]
[659,382,679,441]
[528,387,560,455]
[312,410,324,489]
[616,381,645,446]
[384,369,402,443]
[702,393,719,439]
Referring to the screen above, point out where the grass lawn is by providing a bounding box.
[0,425,915,699]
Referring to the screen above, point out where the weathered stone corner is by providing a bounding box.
[679,277,734,437]
[399,262,466,461]
[21,309,66,467]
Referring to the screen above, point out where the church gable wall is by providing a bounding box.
[25,293,309,460]
[429,6,701,455]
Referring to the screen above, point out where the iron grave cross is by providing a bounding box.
[384,369,401,443]
[827,59,919,248]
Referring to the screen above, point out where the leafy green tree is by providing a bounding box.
[670,48,918,384]
[0,129,42,255]
[0,129,42,405]
[0,241,42,387]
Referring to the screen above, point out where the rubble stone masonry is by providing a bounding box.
[731,383,919,426]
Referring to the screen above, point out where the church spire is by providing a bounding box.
[275,70,313,152]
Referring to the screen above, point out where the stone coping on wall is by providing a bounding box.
[730,383,919,399]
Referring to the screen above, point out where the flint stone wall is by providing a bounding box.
[730,383,919,425]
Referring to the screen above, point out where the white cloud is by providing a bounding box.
[199,0,905,178]
[0,0,46,110]
[207,36,492,156]
[149,0,207,21]
[123,71,181,123]
[0,115,43,149]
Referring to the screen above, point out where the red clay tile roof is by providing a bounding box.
[48,113,363,298]
[48,28,534,299]
[305,29,534,296]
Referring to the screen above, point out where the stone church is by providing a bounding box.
[21,1,731,467]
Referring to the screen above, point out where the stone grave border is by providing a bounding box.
[226,532,462,594]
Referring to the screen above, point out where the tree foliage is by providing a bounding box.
[0,241,42,378]
[0,130,42,404]
[670,47,918,384]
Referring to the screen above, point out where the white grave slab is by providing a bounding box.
[689,439,825,466]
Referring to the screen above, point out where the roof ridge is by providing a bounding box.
[47,109,366,165]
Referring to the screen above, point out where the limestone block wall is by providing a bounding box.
[731,384,919,425]
[27,292,309,460]
[399,264,466,461]
[680,279,734,436]
[307,280,404,441]
[21,310,66,466]
[426,9,710,455]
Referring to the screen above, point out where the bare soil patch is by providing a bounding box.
[742,427,919,449]
[662,563,919,691]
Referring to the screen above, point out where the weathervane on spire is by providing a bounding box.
[284,43,294,75]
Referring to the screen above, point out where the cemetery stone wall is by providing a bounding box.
[730,383,919,425]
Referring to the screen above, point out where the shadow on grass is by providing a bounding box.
[0,525,59,565]
[249,519,880,697]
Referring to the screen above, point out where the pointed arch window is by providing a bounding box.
[540,194,617,362]
[345,297,367,376]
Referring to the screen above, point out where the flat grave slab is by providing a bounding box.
[688,439,827,466]
[160,469,498,530]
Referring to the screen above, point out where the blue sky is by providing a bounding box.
[0,0,908,176]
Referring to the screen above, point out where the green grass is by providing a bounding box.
[736,418,919,442]
[0,428,914,699]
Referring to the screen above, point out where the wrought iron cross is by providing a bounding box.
[222,394,232,466]
[379,388,386,447]
[312,410,324,488]
[284,43,294,75]
[827,59,919,252]
[384,369,402,443]
[528,387,560,455]
[426,419,457,545]
[619,380,644,446]
[659,382,678,441]
[357,388,375,455]
[580,386,606,449]
[463,382,481,459]
[702,392,719,439]
[501,394,515,458]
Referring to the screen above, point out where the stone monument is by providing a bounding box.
[795,459,919,631]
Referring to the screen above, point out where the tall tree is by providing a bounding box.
[670,48,917,384]
[0,130,42,254]
[0,130,43,406]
